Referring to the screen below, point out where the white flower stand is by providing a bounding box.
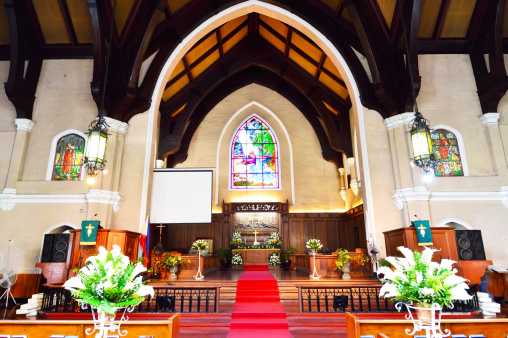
[309,251,321,280]
[194,250,205,280]
[396,302,451,338]
[84,304,135,338]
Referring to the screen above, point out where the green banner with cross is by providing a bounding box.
[413,220,433,246]
[80,220,100,245]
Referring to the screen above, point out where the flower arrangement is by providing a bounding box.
[160,253,190,268]
[335,248,371,270]
[230,232,244,246]
[192,239,209,251]
[63,245,154,315]
[269,252,281,265]
[306,239,323,252]
[267,232,281,246]
[378,246,472,307]
[232,252,243,266]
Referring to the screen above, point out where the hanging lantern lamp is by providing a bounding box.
[84,114,109,177]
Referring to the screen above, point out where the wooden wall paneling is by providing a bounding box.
[290,219,303,253]
[326,219,339,252]
[11,274,41,298]
[187,223,198,248]
[338,219,351,251]
[211,218,222,250]
[303,219,314,252]
[314,219,327,250]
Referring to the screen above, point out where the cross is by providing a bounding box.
[417,224,426,236]
[156,223,166,243]
[86,223,95,237]
[253,230,259,245]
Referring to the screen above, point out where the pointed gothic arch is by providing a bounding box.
[430,124,469,177]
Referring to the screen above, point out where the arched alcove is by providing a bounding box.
[434,218,473,230]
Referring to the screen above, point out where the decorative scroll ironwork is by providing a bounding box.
[230,202,281,212]
[41,286,220,315]
[298,285,479,313]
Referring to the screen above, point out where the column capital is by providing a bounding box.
[15,118,35,132]
[105,117,129,134]
[338,168,345,175]
[384,112,415,130]
[346,157,355,166]
[479,113,500,126]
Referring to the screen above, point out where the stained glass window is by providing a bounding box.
[231,116,279,189]
[430,129,463,176]
[52,134,86,180]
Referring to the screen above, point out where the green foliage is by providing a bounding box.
[216,247,232,261]
[279,246,297,261]
[160,252,189,268]
[252,128,275,157]
[334,248,351,270]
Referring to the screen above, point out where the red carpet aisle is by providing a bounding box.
[228,265,292,337]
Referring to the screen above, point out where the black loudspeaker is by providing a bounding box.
[41,233,70,263]
[455,230,486,260]
[52,234,70,262]
[41,234,54,263]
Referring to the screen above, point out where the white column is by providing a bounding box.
[480,113,508,180]
[338,168,346,201]
[347,157,358,195]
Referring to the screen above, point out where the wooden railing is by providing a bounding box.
[297,284,479,313]
[41,285,221,315]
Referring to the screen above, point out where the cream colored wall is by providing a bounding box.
[0,62,17,192]
[359,54,508,266]
[175,84,344,212]
[114,111,149,232]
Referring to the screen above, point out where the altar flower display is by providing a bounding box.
[232,252,243,266]
[378,246,472,307]
[63,245,154,315]
[267,232,281,246]
[269,252,281,265]
[231,232,244,246]
[192,239,209,251]
[306,239,323,252]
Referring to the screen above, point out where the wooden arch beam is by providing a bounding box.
[470,0,508,114]
[4,0,42,120]
[162,66,351,168]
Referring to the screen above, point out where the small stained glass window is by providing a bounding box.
[231,116,279,189]
[431,129,463,176]
[52,134,86,180]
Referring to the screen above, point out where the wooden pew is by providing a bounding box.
[346,312,508,338]
[0,313,180,338]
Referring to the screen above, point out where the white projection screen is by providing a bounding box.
[150,169,213,223]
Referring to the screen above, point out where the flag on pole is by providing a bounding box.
[139,215,150,267]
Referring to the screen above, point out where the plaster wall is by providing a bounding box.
[175,84,344,213]
[0,62,17,192]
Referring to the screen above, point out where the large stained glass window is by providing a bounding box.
[52,134,86,180]
[231,116,279,189]
[430,129,463,176]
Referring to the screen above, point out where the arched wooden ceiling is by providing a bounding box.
[2,0,508,164]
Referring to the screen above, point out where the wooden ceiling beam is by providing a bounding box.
[162,66,351,167]
[470,0,508,114]
[4,0,42,120]
[57,0,78,46]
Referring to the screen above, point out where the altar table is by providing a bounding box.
[232,245,280,265]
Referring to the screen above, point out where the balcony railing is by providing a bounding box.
[40,285,221,314]
[297,284,479,313]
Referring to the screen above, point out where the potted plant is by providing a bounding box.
[334,248,352,279]
[278,246,297,270]
[267,232,281,246]
[216,247,232,270]
[230,232,244,246]
[268,252,281,266]
[378,246,472,323]
[160,253,189,280]
[63,245,154,336]
[232,252,243,266]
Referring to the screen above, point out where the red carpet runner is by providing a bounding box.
[228,265,291,337]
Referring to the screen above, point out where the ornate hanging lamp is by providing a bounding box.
[398,0,436,178]
[84,0,117,182]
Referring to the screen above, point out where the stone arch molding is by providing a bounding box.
[140,0,377,246]
[38,221,80,263]
[434,218,474,230]
[45,129,87,181]
[215,101,295,205]
[431,124,469,176]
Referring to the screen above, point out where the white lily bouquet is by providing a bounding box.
[378,246,472,308]
[192,239,209,251]
[306,239,323,252]
[269,252,281,266]
[232,252,243,266]
[63,245,154,315]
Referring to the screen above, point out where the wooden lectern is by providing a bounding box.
[37,229,140,284]
[383,227,460,262]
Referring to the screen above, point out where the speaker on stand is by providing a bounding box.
[40,233,71,263]
[471,230,486,260]
[41,234,54,263]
